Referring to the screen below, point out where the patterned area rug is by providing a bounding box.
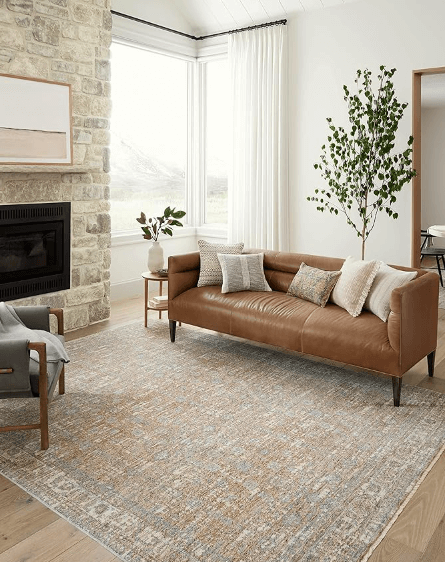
[1,321,445,562]
[439,286,445,309]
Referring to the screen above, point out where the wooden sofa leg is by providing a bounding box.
[392,377,402,407]
[169,320,177,343]
[427,350,436,377]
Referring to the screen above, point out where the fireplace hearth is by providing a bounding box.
[0,203,71,301]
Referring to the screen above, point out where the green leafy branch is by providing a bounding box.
[308,66,416,259]
[136,207,186,241]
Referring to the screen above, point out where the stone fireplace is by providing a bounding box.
[0,0,112,331]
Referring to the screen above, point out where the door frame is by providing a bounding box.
[412,66,445,268]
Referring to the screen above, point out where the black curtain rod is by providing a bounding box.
[110,10,287,41]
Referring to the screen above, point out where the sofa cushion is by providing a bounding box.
[301,303,399,375]
[197,240,244,287]
[169,286,318,352]
[331,256,381,317]
[287,262,341,307]
[218,253,271,294]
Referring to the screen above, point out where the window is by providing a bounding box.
[205,59,229,224]
[110,42,188,232]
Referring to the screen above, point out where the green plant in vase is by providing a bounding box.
[136,207,186,272]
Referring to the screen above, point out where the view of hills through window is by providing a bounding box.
[110,42,229,231]
[110,42,188,232]
[205,59,229,224]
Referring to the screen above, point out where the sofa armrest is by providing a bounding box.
[388,271,439,374]
[0,339,31,394]
[168,252,200,301]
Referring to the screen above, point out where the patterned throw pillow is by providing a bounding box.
[331,256,381,317]
[197,240,244,287]
[287,263,341,307]
[365,263,417,322]
[217,253,271,294]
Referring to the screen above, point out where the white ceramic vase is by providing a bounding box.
[148,241,164,272]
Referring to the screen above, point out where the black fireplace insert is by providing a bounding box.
[0,203,71,301]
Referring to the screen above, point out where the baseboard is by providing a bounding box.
[110,278,143,302]
[111,278,165,302]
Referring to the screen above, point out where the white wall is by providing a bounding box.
[421,106,445,248]
[110,230,197,301]
[289,0,445,265]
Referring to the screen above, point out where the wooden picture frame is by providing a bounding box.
[0,73,73,165]
[411,66,445,267]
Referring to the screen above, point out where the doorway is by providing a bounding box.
[412,66,445,268]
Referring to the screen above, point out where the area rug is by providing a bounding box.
[1,321,445,562]
[439,285,445,309]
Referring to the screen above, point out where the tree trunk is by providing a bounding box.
[361,223,366,260]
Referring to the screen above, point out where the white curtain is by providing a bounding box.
[228,25,289,251]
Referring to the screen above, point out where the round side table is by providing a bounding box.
[142,272,168,326]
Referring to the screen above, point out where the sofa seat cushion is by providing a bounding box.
[302,303,400,375]
[170,286,319,352]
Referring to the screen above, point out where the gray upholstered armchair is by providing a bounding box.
[0,306,66,450]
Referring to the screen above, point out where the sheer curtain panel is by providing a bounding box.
[228,25,289,251]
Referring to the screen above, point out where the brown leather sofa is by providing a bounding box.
[168,250,439,407]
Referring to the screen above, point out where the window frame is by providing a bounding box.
[198,54,230,228]
[110,35,228,241]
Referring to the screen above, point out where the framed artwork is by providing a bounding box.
[0,73,73,165]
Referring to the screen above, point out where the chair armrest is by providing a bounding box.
[49,308,64,335]
[28,342,48,398]
[388,271,439,374]
[13,306,64,335]
[168,252,200,301]
[13,306,50,332]
[0,339,31,394]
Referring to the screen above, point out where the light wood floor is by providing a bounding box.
[1,295,445,562]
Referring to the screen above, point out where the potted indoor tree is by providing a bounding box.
[308,66,416,259]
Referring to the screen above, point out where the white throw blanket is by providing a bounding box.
[0,302,70,366]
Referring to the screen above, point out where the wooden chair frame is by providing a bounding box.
[0,308,65,450]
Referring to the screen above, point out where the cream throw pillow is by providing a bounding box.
[331,256,381,317]
[365,264,417,322]
[217,253,271,294]
[197,240,244,287]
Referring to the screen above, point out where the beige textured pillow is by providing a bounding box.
[217,253,271,294]
[287,263,341,307]
[365,264,417,322]
[197,240,244,287]
[331,256,381,317]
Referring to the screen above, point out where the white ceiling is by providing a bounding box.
[169,0,358,36]
[422,74,445,109]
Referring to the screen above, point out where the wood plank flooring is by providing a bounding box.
[1,296,445,562]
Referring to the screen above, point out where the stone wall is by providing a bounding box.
[0,0,112,330]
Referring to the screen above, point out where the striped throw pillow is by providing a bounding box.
[217,253,271,294]
[197,240,244,287]
[365,264,417,321]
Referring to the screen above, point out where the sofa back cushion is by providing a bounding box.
[245,250,424,295]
